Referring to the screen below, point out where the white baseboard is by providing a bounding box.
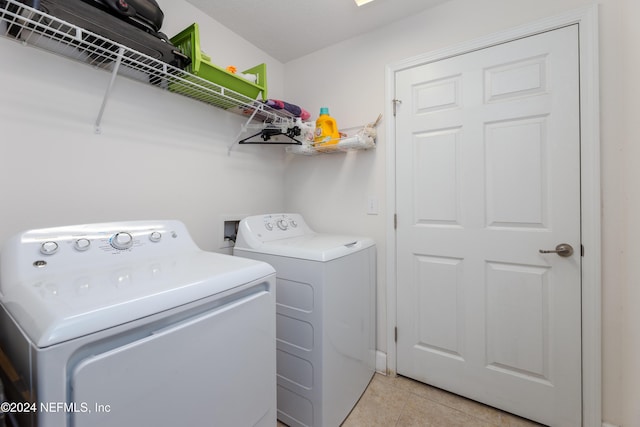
[602,423,620,427]
[375,350,387,374]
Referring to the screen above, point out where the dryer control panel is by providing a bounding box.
[0,220,197,285]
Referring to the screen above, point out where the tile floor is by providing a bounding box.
[277,373,545,427]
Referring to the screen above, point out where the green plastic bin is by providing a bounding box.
[169,23,268,103]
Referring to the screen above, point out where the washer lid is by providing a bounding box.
[234,213,375,261]
[0,251,274,348]
[235,234,375,262]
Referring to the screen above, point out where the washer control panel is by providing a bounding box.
[236,213,314,247]
[264,215,299,233]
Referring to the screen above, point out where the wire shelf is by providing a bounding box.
[286,117,380,155]
[0,0,296,128]
[285,134,376,155]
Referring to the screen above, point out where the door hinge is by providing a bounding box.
[394,327,398,343]
[392,99,402,117]
[394,213,397,230]
[581,244,584,257]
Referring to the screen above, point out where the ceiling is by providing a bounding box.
[185,0,448,63]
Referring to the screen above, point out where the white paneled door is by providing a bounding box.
[395,25,581,426]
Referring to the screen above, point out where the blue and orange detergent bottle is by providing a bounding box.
[313,107,341,146]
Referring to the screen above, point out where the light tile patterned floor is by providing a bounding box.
[277,373,545,427]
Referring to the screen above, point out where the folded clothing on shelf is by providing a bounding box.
[265,99,310,120]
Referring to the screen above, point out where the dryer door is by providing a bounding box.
[69,282,276,427]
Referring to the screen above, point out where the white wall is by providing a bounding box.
[0,0,287,252]
[283,0,635,426]
[1,0,637,425]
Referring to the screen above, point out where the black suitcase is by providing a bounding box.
[4,0,190,69]
[81,0,164,34]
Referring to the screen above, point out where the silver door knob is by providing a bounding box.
[539,243,574,257]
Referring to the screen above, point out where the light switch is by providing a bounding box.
[367,197,379,215]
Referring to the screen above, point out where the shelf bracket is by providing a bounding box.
[227,106,260,155]
[94,46,125,134]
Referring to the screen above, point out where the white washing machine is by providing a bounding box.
[0,220,276,427]
[234,213,376,427]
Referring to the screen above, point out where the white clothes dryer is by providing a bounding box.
[0,220,276,427]
[234,213,376,427]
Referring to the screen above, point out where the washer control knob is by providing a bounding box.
[40,241,59,255]
[289,219,298,228]
[74,238,91,251]
[110,232,133,250]
[277,219,288,231]
[149,231,162,243]
[264,222,273,231]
